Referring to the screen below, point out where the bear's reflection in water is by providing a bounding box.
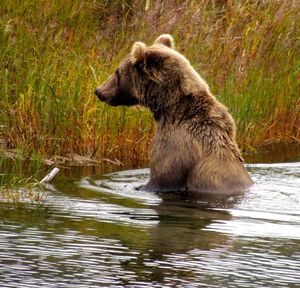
[121,190,242,283]
[99,168,243,255]
[76,170,246,283]
[146,189,242,252]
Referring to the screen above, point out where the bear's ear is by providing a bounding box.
[131,41,146,63]
[154,34,175,49]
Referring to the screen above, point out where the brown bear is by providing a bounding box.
[95,34,253,194]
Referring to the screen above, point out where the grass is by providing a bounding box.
[0,155,46,203]
[0,0,299,166]
[0,176,45,204]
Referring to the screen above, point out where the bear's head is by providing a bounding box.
[95,34,207,115]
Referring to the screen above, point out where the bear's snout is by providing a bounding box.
[95,87,105,102]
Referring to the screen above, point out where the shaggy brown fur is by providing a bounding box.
[95,34,253,194]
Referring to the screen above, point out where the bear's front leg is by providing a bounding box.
[144,172,188,192]
[143,128,195,192]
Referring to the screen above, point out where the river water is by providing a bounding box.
[0,149,300,287]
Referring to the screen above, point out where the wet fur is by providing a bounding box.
[95,34,253,194]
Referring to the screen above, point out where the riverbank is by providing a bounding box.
[1,141,299,205]
[0,0,299,164]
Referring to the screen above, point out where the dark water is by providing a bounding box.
[0,148,300,287]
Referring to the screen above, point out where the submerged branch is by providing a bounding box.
[40,168,60,184]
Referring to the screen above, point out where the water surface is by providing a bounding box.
[0,160,299,287]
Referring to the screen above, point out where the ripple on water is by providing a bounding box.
[204,162,300,240]
[0,225,140,287]
[0,162,299,287]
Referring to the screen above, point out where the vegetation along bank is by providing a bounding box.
[0,0,299,164]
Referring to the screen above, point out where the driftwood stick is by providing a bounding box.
[40,167,60,184]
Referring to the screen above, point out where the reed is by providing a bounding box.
[0,0,299,165]
[0,155,46,203]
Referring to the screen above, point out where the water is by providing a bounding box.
[0,159,300,287]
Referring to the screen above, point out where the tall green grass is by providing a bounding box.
[0,0,299,164]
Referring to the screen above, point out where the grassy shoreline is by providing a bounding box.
[0,0,299,165]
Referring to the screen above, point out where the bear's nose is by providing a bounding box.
[95,87,103,100]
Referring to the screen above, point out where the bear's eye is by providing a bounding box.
[115,69,120,84]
